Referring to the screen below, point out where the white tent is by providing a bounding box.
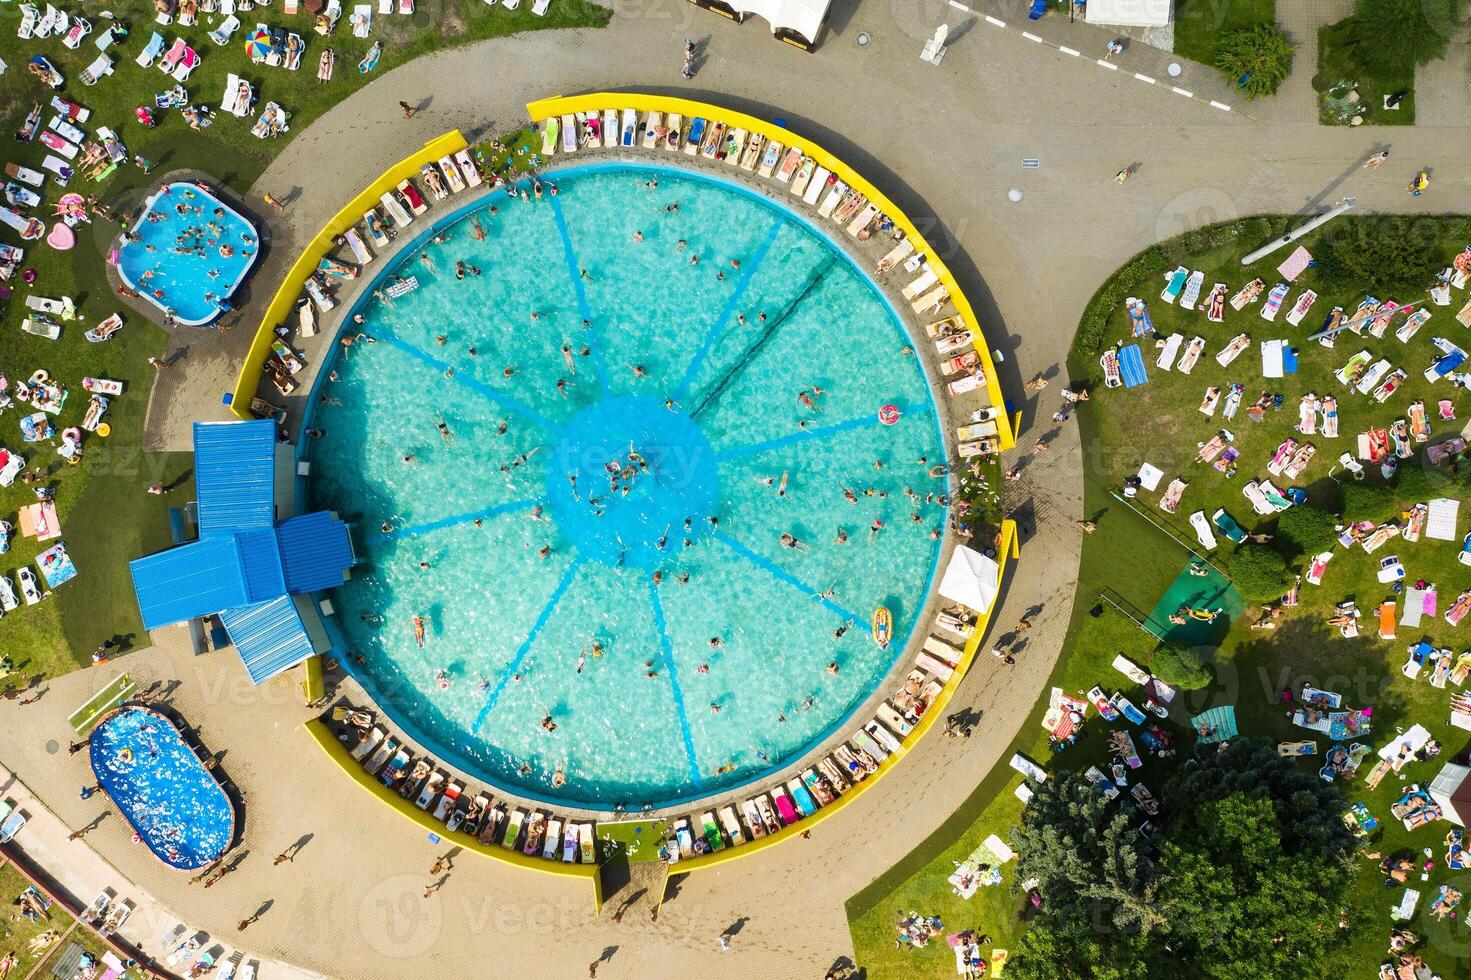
[938,545,1000,614]
[1430,762,1471,827]
[1086,0,1171,28]
[726,0,829,46]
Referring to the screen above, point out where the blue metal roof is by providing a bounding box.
[236,527,286,602]
[277,512,353,594]
[194,419,277,538]
[220,595,317,683]
[130,538,250,630]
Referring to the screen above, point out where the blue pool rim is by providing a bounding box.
[298,159,950,812]
[115,180,260,327]
[87,705,236,870]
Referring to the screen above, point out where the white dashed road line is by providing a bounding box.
[927,11,1231,111]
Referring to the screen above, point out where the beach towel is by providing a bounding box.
[1261,339,1284,378]
[1305,551,1332,585]
[1260,283,1289,321]
[1222,384,1243,420]
[1284,289,1317,326]
[1125,297,1154,337]
[1427,498,1460,541]
[1118,345,1148,388]
[36,541,75,587]
[1179,271,1204,310]
[1160,266,1187,304]
[1276,245,1313,282]
[1368,301,1401,338]
[1156,333,1183,371]
[1100,348,1122,388]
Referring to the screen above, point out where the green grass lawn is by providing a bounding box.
[0,1,609,684]
[1315,16,1416,125]
[0,862,77,967]
[848,216,1471,977]
[1173,0,1278,69]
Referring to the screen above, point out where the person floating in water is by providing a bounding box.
[412,614,426,648]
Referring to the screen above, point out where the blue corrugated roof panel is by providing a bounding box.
[194,419,277,538]
[236,527,286,602]
[220,595,317,683]
[276,512,354,594]
[130,538,249,630]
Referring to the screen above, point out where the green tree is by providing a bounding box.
[1149,642,1211,690]
[1316,217,1448,295]
[1338,482,1397,523]
[1007,923,1155,980]
[1228,543,1292,601]
[1214,23,1295,99]
[1349,0,1462,73]
[1275,505,1337,556]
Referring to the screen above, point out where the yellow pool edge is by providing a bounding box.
[228,131,470,419]
[524,94,1015,451]
[304,718,599,881]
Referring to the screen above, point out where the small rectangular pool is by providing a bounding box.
[116,181,260,327]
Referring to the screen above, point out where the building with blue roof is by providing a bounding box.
[129,420,354,684]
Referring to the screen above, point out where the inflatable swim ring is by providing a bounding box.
[872,606,893,649]
[118,748,133,763]
[95,423,111,438]
[878,404,901,426]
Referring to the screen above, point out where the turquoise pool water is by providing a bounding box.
[306,162,946,808]
[116,181,260,326]
[88,707,235,869]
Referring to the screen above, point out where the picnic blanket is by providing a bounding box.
[36,541,76,588]
[1277,246,1313,282]
[1190,705,1237,743]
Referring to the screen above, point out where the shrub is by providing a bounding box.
[1276,506,1337,556]
[1338,482,1397,524]
[1230,544,1293,602]
[1316,217,1448,295]
[1349,0,1461,74]
[1393,463,1467,501]
[1215,24,1295,99]
[1151,643,1212,690]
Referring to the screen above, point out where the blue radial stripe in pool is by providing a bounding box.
[374,330,561,433]
[671,216,784,402]
[472,556,586,732]
[648,579,703,786]
[305,162,947,807]
[545,192,610,393]
[713,530,861,624]
[367,497,544,547]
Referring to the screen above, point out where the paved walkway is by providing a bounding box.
[15,1,1471,978]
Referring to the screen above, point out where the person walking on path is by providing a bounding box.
[681,39,696,80]
[1103,39,1124,61]
[263,192,287,213]
[1363,149,1390,170]
[399,100,417,119]
[1114,166,1133,184]
[430,856,449,876]
[147,356,170,371]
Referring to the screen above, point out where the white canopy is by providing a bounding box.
[730,0,829,44]
[938,545,1000,614]
[1431,762,1471,827]
[1086,0,1171,27]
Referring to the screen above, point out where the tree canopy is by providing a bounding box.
[1348,0,1462,74]
[1316,217,1450,296]
[1008,740,1354,979]
[1148,643,1211,690]
[1228,543,1292,601]
[1214,24,1295,99]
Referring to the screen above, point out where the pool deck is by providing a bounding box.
[17,0,1471,976]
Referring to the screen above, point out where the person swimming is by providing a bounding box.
[412,614,426,648]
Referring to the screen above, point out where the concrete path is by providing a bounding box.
[17,0,1471,978]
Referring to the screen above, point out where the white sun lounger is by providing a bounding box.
[342,228,373,264]
[209,15,239,44]
[846,203,879,237]
[379,191,412,228]
[349,727,383,761]
[455,150,482,186]
[915,651,954,680]
[221,73,252,116]
[352,4,371,35]
[901,267,938,300]
[719,806,744,844]
[1189,511,1217,550]
[1156,333,1183,370]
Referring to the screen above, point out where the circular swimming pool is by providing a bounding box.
[306,162,948,808]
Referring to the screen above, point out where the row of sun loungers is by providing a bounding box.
[338,711,598,864]
[667,633,965,857]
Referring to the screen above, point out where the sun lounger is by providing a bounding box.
[771,787,800,825]
[415,770,445,809]
[221,73,253,116]
[437,156,465,192]
[396,179,427,215]
[1284,289,1317,326]
[1160,266,1186,304]
[349,726,383,761]
[1156,333,1183,371]
[521,812,545,854]
[1009,752,1047,783]
[1176,336,1205,374]
[352,4,372,35]
[363,735,396,774]
[80,53,114,85]
[500,808,525,849]
[718,806,744,844]
[1259,282,1288,320]
[1355,358,1391,395]
[342,228,373,264]
[1215,333,1249,368]
[698,812,723,851]
[380,191,412,228]
[62,16,91,48]
[847,203,879,238]
[251,102,289,138]
[455,150,481,187]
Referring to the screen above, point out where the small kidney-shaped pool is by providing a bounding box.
[89,706,235,870]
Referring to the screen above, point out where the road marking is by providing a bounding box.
[1096,59,1117,70]
[1059,46,1080,56]
[985,15,1005,26]
[1021,158,1040,168]
[1170,86,1193,97]
[948,0,969,10]
[1210,100,1232,111]
[1135,73,1155,83]
[1021,31,1043,42]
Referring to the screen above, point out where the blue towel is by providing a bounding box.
[1029,0,1047,18]
[1283,345,1298,373]
[1119,344,1149,388]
